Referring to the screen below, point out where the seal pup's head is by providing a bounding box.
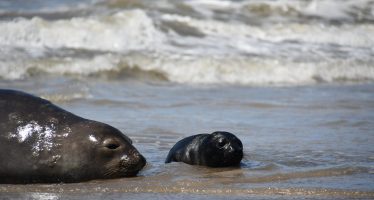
[64,121,146,181]
[201,131,243,167]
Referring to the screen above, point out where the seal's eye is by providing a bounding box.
[105,143,120,150]
[217,139,227,148]
[103,138,121,150]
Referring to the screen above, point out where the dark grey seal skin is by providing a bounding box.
[165,131,243,167]
[0,89,146,184]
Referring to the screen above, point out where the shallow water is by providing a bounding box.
[0,78,373,199]
[1,0,374,199]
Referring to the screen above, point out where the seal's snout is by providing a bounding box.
[120,151,146,175]
[233,144,243,156]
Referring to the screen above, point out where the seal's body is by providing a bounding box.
[165,131,243,167]
[0,89,146,183]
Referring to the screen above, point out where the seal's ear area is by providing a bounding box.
[122,134,133,144]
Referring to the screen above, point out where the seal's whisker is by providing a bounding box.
[104,161,122,177]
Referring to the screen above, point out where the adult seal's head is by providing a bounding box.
[0,89,146,183]
[165,131,243,167]
[63,121,147,181]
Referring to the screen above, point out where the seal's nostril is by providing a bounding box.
[135,154,147,170]
[136,155,147,169]
[120,153,146,170]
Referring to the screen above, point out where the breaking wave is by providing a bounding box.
[0,5,373,85]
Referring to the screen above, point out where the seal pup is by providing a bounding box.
[0,89,146,184]
[165,131,243,167]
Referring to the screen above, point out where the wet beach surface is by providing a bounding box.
[0,78,373,199]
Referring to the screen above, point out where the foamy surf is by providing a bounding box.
[0,2,373,85]
[184,0,374,23]
[0,10,165,51]
[1,50,373,85]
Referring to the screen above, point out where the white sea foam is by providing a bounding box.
[120,53,374,85]
[186,0,374,22]
[0,48,373,85]
[161,13,374,48]
[0,9,165,51]
[301,0,374,21]
[0,6,373,85]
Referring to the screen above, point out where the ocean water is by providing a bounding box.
[0,0,374,199]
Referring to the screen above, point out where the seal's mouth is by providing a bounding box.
[121,171,139,177]
[104,166,141,178]
[220,150,243,166]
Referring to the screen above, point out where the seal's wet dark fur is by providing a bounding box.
[165,131,243,167]
[0,89,146,183]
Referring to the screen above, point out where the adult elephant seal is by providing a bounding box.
[0,89,146,184]
[165,131,243,167]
